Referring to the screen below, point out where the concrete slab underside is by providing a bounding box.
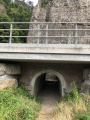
[0,53,90,63]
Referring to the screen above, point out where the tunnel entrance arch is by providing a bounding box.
[30,69,67,97]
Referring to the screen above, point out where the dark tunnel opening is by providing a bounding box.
[34,72,61,100]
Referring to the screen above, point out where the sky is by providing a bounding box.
[25,0,38,6]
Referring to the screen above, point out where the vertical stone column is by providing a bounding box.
[81,69,90,93]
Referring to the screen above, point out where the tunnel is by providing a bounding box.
[30,69,67,100]
[34,72,61,99]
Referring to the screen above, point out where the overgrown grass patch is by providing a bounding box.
[0,82,41,120]
[49,85,90,120]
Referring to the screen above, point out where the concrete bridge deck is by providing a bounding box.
[0,22,90,63]
[0,44,90,63]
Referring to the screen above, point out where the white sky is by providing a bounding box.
[25,0,38,6]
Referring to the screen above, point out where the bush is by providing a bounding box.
[0,82,41,120]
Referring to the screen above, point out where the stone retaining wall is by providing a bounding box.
[81,69,90,93]
[0,62,90,95]
[0,63,21,90]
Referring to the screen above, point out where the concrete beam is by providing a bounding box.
[0,52,90,63]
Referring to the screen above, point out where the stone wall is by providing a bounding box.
[0,63,21,90]
[0,62,89,95]
[81,69,90,93]
[20,62,86,95]
[31,0,90,22]
[27,0,90,44]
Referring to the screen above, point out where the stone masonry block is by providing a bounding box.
[0,64,6,75]
[81,80,90,93]
[83,69,90,80]
[6,64,21,75]
[0,63,21,75]
[0,75,18,90]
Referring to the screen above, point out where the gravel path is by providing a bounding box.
[36,85,60,120]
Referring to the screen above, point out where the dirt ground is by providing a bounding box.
[36,84,60,120]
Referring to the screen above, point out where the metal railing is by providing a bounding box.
[0,22,90,45]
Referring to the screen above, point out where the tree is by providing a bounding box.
[0,0,33,43]
[3,0,11,5]
[0,14,20,43]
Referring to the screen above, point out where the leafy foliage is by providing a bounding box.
[0,0,33,43]
[3,0,11,5]
[6,1,32,22]
[0,14,21,43]
[6,2,31,43]
[40,0,53,8]
[40,0,48,8]
[0,0,5,5]
[60,85,81,103]
[73,112,90,120]
[0,82,41,120]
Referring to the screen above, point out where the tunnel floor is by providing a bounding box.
[36,82,60,120]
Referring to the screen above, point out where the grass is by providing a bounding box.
[1,83,90,120]
[0,82,41,120]
[49,85,90,120]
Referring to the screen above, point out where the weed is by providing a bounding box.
[49,85,90,120]
[73,112,90,120]
[0,82,41,120]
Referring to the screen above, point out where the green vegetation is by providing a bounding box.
[0,82,41,120]
[40,0,53,8]
[0,0,4,5]
[40,0,48,8]
[50,85,90,120]
[74,112,90,120]
[0,14,20,43]
[3,0,11,5]
[6,1,32,22]
[0,0,33,43]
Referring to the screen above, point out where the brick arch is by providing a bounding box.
[30,69,67,97]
